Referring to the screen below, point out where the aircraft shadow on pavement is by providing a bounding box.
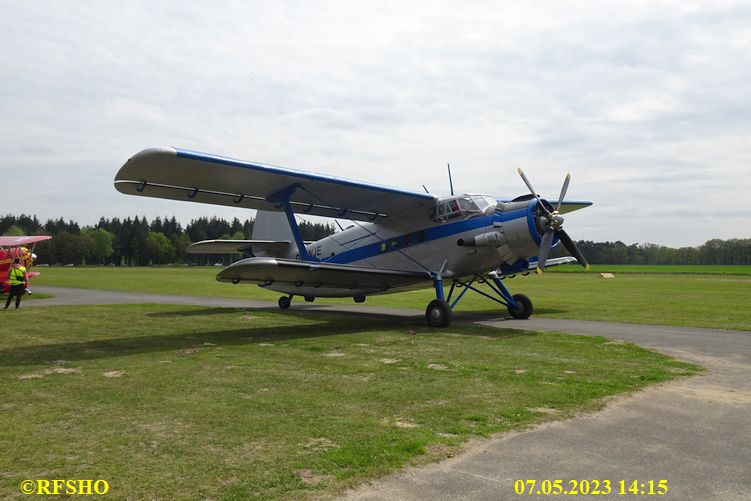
[0,307,534,367]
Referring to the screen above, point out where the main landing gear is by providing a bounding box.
[426,299,452,328]
[425,272,533,327]
[277,295,313,309]
[278,295,292,309]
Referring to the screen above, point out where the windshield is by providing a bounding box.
[468,195,497,212]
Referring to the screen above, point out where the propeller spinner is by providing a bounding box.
[517,168,589,273]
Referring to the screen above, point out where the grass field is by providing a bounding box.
[32,265,751,331]
[1,305,699,500]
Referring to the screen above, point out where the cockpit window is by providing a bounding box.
[432,194,497,222]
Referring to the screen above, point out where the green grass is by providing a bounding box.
[32,266,751,331]
[0,305,699,500]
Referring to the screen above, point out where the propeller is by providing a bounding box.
[517,168,589,273]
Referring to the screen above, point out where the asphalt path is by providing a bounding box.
[23,287,751,500]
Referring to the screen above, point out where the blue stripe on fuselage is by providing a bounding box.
[325,208,528,265]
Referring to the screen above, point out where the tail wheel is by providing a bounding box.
[278,296,291,309]
[508,294,533,319]
[426,299,452,327]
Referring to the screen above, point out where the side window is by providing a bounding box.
[433,197,477,222]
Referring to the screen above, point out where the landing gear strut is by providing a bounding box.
[424,272,534,327]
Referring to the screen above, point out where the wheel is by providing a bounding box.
[278,296,291,309]
[304,296,315,303]
[425,299,452,327]
[507,294,533,319]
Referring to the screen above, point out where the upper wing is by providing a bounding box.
[217,257,431,296]
[115,147,438,222]
[554,200,593,214]
[0,236,52,247]
[498,197,592,214]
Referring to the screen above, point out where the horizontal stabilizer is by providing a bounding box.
[187,240,291,256]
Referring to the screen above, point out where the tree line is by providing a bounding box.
[2,213,750,265]
[550,239,751,265]
[1,214,335,266]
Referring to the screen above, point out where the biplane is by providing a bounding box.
[1,235,52,293]
[115,147,591,326]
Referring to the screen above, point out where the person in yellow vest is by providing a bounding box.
[4,258,27,310]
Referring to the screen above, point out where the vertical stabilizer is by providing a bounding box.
[252,210,297,258]
[253,210,295,241]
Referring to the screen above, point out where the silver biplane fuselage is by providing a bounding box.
[256,195,542,298]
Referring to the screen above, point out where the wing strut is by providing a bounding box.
[266,184,319,262]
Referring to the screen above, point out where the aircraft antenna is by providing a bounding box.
[334,220,344,232]
[447,163,454,196]
[422,185,430,194]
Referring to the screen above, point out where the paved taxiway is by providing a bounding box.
[27,287,751,500]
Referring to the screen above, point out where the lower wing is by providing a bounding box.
[526,256,577,271]
[216,257,431,297]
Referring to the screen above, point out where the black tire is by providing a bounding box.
[304,296,315,303]
[278,296,291,309]
[507,294,533,319]
[425,299,452,327]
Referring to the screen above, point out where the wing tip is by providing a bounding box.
[115,147,178,183]
[129,146,178,161]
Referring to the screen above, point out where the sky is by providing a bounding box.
[2,1,750,247]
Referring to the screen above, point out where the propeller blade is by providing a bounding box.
[556,173,571,213]
[517,168,550,215]
[537,228,555,273]
[558,229,589,269]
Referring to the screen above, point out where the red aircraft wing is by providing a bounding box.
[0,235,52,247]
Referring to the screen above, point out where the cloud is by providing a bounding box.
[1,0,749,247]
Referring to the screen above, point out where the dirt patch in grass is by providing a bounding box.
[18,367,82,380]
[530,407,560,415]
[298,469,334,485]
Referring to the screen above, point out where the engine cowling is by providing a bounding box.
[485,198,555,266]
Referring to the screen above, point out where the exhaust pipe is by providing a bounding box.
[457,231,504,248]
